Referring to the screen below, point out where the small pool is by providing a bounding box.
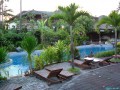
[76,44,114,58]
[0,44,114,77]
[0,50,42,77]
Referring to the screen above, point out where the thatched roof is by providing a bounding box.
[93,15,113,30]
[8,10,53,21]
[98,15,113,30]
[17,9,53,16]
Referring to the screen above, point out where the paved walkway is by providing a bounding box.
[59,63,120,90]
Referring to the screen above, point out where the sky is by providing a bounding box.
[5,0,120,17]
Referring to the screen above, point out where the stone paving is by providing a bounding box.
[59,63,120,90]
[0,63,120,90]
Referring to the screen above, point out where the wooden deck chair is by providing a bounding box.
[113,55,120,58]
[45,67,74,80]
[69,60,92,69]
[99,56,113,66]
[34,69,63,85]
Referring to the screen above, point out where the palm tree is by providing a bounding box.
[50,3,90,68]
[37,19,47,44]
[21,35,37,73]
[97,11,120,57]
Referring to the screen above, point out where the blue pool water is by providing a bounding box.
[0,50,42,77]
[76,44,114,58]
[0,44,114,77]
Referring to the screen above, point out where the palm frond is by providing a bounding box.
[51,3,89,26]
[97,11,120,28]
[21,35,37,55]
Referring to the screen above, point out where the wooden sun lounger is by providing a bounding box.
[1,84,22,90]
[45,67,74,80]
[84,56,112,66]
[113,55,120,58]
[34,69,63,85]
[69,60,92,69]
[99,56,113,66]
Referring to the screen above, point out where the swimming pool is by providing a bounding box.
[76,44,114,58]
[0,44,114,77]
[0,50,42,77]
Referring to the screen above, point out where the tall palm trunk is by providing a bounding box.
[28,54,32,73]
[70,25,75,68]
[115,28,117,58]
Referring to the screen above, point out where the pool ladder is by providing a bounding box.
[18,69,23,76]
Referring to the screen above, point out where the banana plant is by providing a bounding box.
[37,19,47,44]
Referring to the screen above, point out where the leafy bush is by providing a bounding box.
[110,58,120,63]
[54,40,70,62]
[74,48,80,59]
[0,47,7,64]
[0,75,7,80]
[94,50,114,58]
[117,42,120,46]
[0,31,26,51]
[56,29,69,40]
[68,67,80,74]
[34,41,70,69]
[41,46,58,65]
[34,55,44,70]
[117,42,120,53]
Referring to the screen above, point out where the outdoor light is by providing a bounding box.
[100,29,104,32]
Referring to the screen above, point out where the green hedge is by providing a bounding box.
[94,50,114,58]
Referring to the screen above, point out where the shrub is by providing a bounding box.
[54,40,70,62]
[41,46,58,65]
[94,50,114,58]
[110,58,120,63]
[74,48,80,59]
[117,42,120,54]
[0,75,7,81]
[0,47,7,64]
[68,67,80,74]
[34,55,44,70]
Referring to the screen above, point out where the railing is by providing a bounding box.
[0,59,12,68]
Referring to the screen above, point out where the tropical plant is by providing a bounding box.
[40,46,58,65]
[50,3,90,68]
[21,35,37,73]
[75,16,95,33]
[37,19,48,44]
[0,47,7,64]
[73,24,87,45]
[34,55,44,70]
[68,67,80,74]
[110,58,120,63]
[55,40,70,62]
[0,75,7,80]
[96,11,120,57]
[117,42,120,54]
[74,48,80,60]
[94,50,114,58]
